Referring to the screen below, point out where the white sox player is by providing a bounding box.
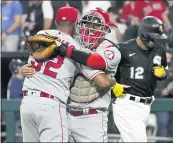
[112,16,168,142]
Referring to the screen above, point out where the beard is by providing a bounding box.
[142,40,155,50]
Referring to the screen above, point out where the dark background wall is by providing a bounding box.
[1,52,29,99]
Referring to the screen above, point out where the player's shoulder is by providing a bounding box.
[118,38,137,51]
[98,40,121,61]
[37,30,80,49]
[118,38,136,47]
[36,29,73,38]
[102,39,120,49]
[36,29,60,36]
[101,39,121,54]
[59,33,81,50]
[154,43,166,56]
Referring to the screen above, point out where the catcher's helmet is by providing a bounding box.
[9,59,25,74]
[75,7,117,49]
[138,16,167,41]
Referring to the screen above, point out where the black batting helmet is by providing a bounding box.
[138,16,167,41]
[9,59,25,74]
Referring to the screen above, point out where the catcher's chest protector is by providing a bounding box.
[70,75,102,103]
[70,40,117,103]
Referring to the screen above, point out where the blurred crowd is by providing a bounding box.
[1,0,173,52]
[2,0,173,140]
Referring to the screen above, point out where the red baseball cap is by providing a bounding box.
[56,6,78,22]
[93,8,118,28]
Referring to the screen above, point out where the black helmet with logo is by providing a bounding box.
[138,16,167,41]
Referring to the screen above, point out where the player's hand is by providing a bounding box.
[153,65,166,78]
[112,83,130,98]
[21,64,35,77]
[54,41,68,56]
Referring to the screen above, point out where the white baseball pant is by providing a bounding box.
[20,90,68,142]
[112,94,153,142]
[68,110,108,142]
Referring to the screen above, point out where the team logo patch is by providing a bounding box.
[159,25,163,33]
[153,55,161,65]
[104,50,114,60]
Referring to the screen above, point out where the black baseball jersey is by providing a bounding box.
[115,39,167,97]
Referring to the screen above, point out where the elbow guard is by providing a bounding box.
[66,47,106,70]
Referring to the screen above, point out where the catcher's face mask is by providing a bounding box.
[75,10,110,49]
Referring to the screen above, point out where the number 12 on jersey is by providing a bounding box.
[130,67,144,79]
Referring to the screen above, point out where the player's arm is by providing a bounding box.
[92,73,116,89]
[56,42,122,71]
[92,73,130,98]
[56,43,106,70]
[78,44,122,89]
[27,32,107,70]
[81,45,130,98]
[81,66,116,89]
[95,45,130,97]
[81,66,130,97]
[21,64,35,77]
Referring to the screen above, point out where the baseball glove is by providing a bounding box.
[25,34,61,60]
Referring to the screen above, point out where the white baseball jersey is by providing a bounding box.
[69,40,121,109]
[23,30,81,103]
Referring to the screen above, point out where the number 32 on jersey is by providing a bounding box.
[30,56,64,78]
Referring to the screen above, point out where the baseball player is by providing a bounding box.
[20,6,125,142]
[20,6,81,142]
[112,16,168,142]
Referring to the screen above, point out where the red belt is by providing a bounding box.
[23,90,55,99]
[68,109,98,116]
